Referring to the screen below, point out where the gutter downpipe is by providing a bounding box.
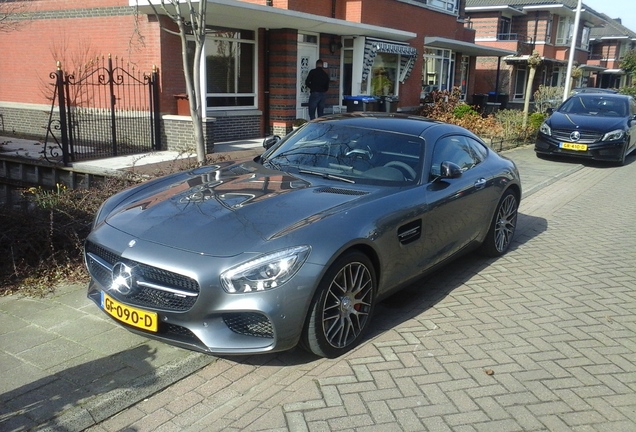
[264,29,271,135]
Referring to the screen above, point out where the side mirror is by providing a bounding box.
[546,107,554,115]
[263,135,281,150]
[440,161,462,179]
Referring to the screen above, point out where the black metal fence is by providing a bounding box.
[45,55,160,165]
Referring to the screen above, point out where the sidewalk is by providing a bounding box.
[0,139,584,431]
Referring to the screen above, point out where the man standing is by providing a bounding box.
[305,59,330,120]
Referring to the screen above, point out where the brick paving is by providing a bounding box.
[85,160,636,431]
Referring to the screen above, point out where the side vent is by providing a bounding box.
[315,187,368,196]
[398,220,422,245]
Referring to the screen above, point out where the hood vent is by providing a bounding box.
[315,187,368,196]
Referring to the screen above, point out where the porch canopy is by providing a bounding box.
[423,36,516,57]
[135,0,416,41]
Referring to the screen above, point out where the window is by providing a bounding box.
[581,26,590,51]
[203,29,256,109]
[556,16,572,45]
[499,17,511,40]
[423,49,455,94]
[426,0,460,15]
[370,53,398,96]
[459,56,469,100]
[430,135,487,178]
[513,67,527,100]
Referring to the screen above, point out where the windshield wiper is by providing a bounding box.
[298,169,355,184]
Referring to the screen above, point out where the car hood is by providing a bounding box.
[103,161,371,256]
[548,112,626,132]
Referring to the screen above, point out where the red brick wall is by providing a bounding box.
[0,2,161,107]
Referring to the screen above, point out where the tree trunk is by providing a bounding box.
[522,66,537,128]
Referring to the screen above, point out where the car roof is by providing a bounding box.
[572,87,617,94]
[314,113,466,137]
[567,92,630,101]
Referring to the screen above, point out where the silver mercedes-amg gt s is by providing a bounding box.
[85,114,521,358]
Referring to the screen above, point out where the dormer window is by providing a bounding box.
[427,0,459,15]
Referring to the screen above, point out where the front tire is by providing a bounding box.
[479,189,518,257]
[302,251,376,358]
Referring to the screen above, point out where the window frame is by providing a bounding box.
[200,29,258,111]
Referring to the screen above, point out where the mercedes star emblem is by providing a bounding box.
[111,262,135,295]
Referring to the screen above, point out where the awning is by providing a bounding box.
[362,38,418,83]
[504,55,567,65]
[424,36,516,57]
[602,69,625,75]
[579,64,606,72]
[137,0,416,41]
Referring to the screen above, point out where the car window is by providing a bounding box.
[561,96,626,117]
[430,135,486,178]
[263,122,423,185]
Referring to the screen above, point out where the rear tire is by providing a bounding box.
[302,251,376,358]
[479,189,518,257]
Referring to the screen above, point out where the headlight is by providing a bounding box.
[220,245,311,293]
[539,122,552,136]
[601,129,625,141]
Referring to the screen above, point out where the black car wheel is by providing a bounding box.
[302,251,376,358]
[479,189,518,257]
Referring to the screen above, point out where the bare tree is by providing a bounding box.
[522,51,542,128]
[0,0,32,33]
[142,0,208,164]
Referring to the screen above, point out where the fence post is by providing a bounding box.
[108,55,118,156]
[151,65,161,151]
[55,62,71,166]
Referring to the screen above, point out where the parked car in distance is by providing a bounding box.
[571,87,618,95]
[535,93,636,165]
[85,114,521,358]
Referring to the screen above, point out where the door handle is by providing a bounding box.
[474,178,486,189]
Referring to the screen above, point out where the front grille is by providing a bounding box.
[552,129,602,144]
[85,241,200,312]
[223,313,274,338]
[162,323,200,344]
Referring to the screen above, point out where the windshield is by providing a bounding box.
[560,96,627,117]
[262,122,423,185]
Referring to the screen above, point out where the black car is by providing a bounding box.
[535,93,636,165]
[570,87,618,95]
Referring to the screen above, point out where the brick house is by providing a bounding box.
[587,15,636,89]
[0,0,514,152]
[465,0,635,108]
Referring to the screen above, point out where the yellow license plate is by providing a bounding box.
[101,292,158,332]
[561,142,588,151]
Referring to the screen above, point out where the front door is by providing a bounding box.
[297,42,319,120]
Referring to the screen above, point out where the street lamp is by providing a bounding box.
[563,0,583,101]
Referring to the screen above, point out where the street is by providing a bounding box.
[85,156,636,432]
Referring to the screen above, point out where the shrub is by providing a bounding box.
[529,112,547,130]
[494,109,538,142]
[453,104,479,119]
[533,85,564,113]
[619,86,636,97]
[417,87,502,139]
[0,177,140,296]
